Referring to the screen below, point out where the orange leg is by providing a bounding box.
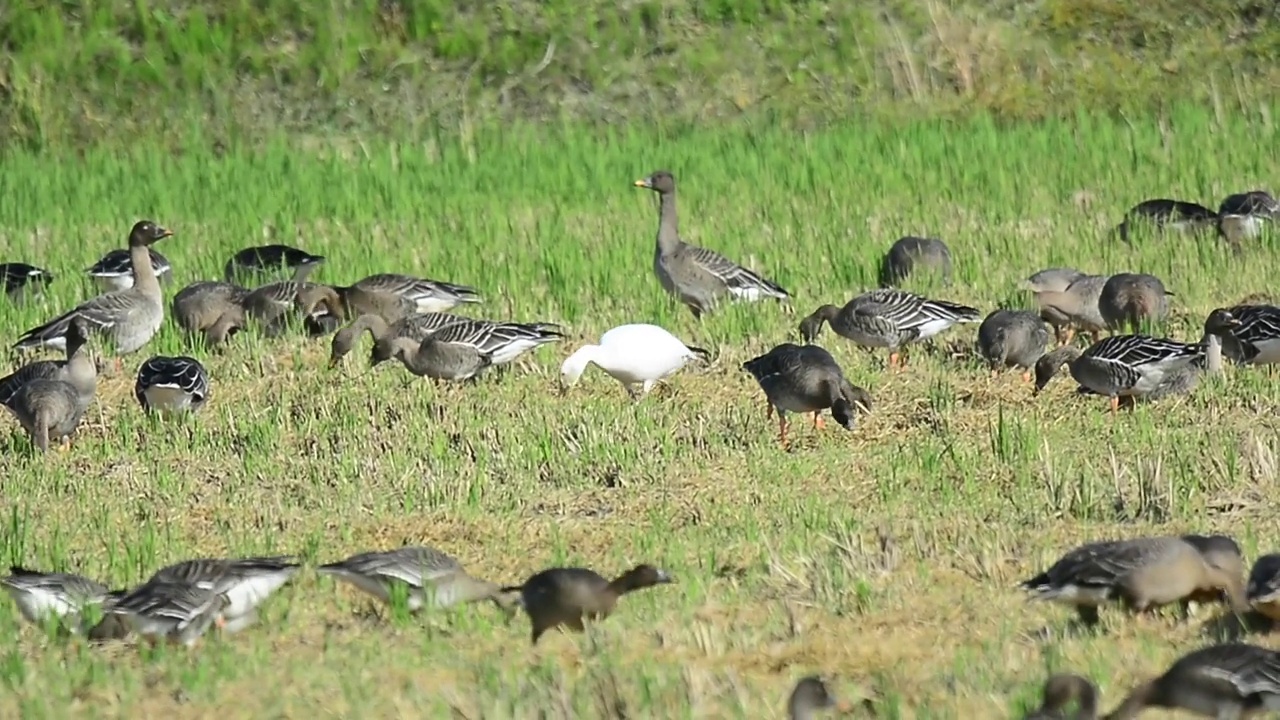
[1021,369,1032,383]
[766,403,774,420]
[888,351,901,370]
[1061,327,1076,347]
[1109,396,1120,415]
[989,368,1000,379]
[812,412,825,430]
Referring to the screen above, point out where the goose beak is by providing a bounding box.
[633,178,650,188]
[656,569,675,584]
[157,226,174,238]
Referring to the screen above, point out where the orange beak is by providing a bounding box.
[158,227,175,238]
[633,179,649,188]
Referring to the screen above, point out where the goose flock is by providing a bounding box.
[2,172,1280,717]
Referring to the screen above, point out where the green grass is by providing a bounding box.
[1,104,1280,717]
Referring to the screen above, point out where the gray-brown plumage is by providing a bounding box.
[1217,190,1278,248]
[239,281,345,337]
[1019,534,1248,625]
[501,564,674,644]
[633,170,789,319]
[1104,643,1280,718]
[1115,199,1218,244]
[87,247,172,293]
[742,343,873,447]
[798,289,981,369]
[1,565,122,636]
[14,221,173,355]
[1024,674,1099,720]
[329,313,464,367]
[977,309,1050,379]
[0,317,96,409]
[4,378,90,452]
[318,547,515,613]
[788,676,849,719]
[1028,273,1109,346]
[171,281,249,346]
[1247,553,1280,622]
[1098,273,1172,333]
[385,323,496,381]
[879,236,952,287]
[335,273,482,316]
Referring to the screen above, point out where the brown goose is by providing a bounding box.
[977,309,1051,380]
[879,236,953,288]
[239,281,344,336]
[634,170,789,318]
[788,676,852,719]
[1028,273,1109,347]
[1098,273,1172,334]
[742,343,873,446]
[501,564,674,644]
[0,317,96,409]
[3,377,93,452]
[14,221,173,355]
[1105,643,1280,718]
[329,312,464,367]
[171,281,249,345]
[1024,674,1099,719]
[385,323,496,381]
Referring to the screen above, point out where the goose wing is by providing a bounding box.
[1248,556,1280,601]
[1023,538,1177,592]
[135,356,209,406]
[0,360,63,405]
[1227,305,1280,349]
[14,289,150,350]
[356,274,482,304]
[1182,644,1280,696]
[1083,335,1202,368]
[684,245,789,299]
[320,547,461,587]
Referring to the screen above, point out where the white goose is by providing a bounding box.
[560,323,709,399]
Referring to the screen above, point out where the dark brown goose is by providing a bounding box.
[224,244,325,284]
[880,236,953,288]
[1105,643,1280,718]
[1098,273,1172,334]
[977,309,1050,380]
[501,564,674,644]
[742,343,872,447]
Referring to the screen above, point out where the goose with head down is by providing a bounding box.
[560,323,709,400]
[224,244,325,284]
[798,288,981,370]
[501,563,675,644]
[318,546,516,613]
[1105,643,1280,718]
[742,343,873,447]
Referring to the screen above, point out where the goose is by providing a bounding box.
[742,343,873,447]
[0,317,97,409]
[385,323,497,381]
[1246,554,1280,622]
[788,677,852,719]
[223,244,325,283]
[1105,643,1280,718]
[107,577,229,647]
[332,313,564,369]
[1,565,121,635]
[559,323,709,399]
[879,236,953,288]
[171,281,249,345]
[1020,268,1086,294]
[1217,190,1278,247]
[239,281,345,336]
[634,170,789,318]
[501,564,674,644]
[318,547,515,613]
[148,556,301,633]
[1018,534,1247,626]
[86,247,172,293]
[1211,303,1280,365]
[1024,674,1099,720]
[798,288,981,369]
[977,309,1051,380]
[134,356,210,415]
[1115,198,1218,243]
[3,370,97,453]
[1098,273,1172,333]
[329,312,465,367]
[336,273,482,315]
[1027,273,1109,346]
[13,220,174,355]
[1,262,53,301]
[1033,311,1238,412]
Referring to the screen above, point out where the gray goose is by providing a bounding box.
[329,312,464,367]
[14,220,173,355]
[879,236,953,288]
[1,565,122,636]
[788,676,852,719]
[1246,554,1280,622]
[742,343,873,447]
[1105,643,1280,718]
[1019,534,1247,626]
[500,564,675,644]
[1098,273,1172,334]
[318,547,515,612]
[0,317,96,409]
[145,556,301,633]
[1027,273,1109,346]
[634,170,789,318]
[134,356,210,415]
[384,322,497,381]
[336,273,482,315]
[332,313,564,369]
[0,263,53,302]
[798,288,981,370]
[1217,190,1278,247]
[108,577,229,647]
[977,309,1050,380]
[171,280,249,346]
[239,281,344,336]
[86,247,172,293]
[1211,303,1280,366]
[223,244,325,284]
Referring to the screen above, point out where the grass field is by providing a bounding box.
[1,105,1280,718]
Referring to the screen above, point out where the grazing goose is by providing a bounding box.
[337,273,482,315]
[788,677,851,719]
[239,281,344,336]
[1,262,53,301]
[86,247,172,293]
[318,547,514,612]
[1211,303,1280,366]
[742,343,873,447]
[501,564,674,644]
[879,236,953,288]
[4,373,96,453]
[1024,674,1099,720]
[149,556,301,633]
[108,578,229,647]
[1019,534,1248,626]
[224,244,325,283]
[798,289,981,369]
[329,312,464,367]
[1034,311,1238,411]
[1115,198,1218,243]
[1,565,121,635]
[977,309,1051,380]
[1218,190,1278,247]
[171,281,249,345]
[1105,643,1280,718]
[1246,554,1280,622]
[560,323,710,399]
[14,220,173,355]
[385,323,496,381]
[1098,273,1172,333]
[1028,273,1109,346]
[634,170,789,318]
[0,317,97,409]
[134,356,210,415]
[1020,267,1086,294]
